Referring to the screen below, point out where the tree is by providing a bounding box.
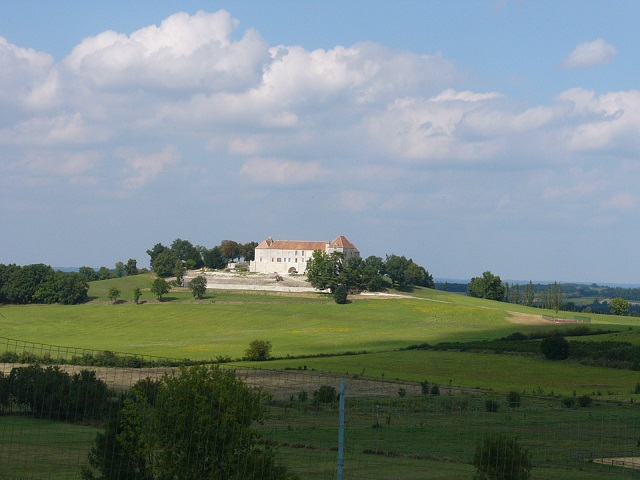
[468,271,505,301]
[610,297,629,316]
[97,267,113,280]
[146,242,168,264]
[79,266,99,282]
[151,278,170,301]
[151,250,179,277]
[114,262,125,278]
[472,434,531,480]
[133,287,142,304]
[189,276,207,299]
[84,366,295,480]
[541,335,570,360]
[306,250,343,293]
[245,340,273,361]
[170,238,203,268]
[220,240,240,262]
[334,283,348,304]
[124,259,138,276]
[107,287,121,304]
[203,246,227,270]
[384,254,433,289]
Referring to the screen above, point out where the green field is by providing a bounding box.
[3,275,640,479]
[1,274,638,394]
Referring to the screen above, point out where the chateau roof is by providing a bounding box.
[256,235,359,253]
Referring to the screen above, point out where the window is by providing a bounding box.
[277,258,281,262]
[295,251,298,255]
[271,258,274,262]
[302,251,305,256]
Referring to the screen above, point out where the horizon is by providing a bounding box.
[1,1,639,284]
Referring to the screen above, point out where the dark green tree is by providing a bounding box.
[203,246,227,270]
[150,278,170,301]
[114,262,125,278]
[468,271,505,301]
[189,276,207,299]
[124,259,138,276]
[472,434,531,480]
[151,250,179,277]
[334,283,349,304]
[306,250,343,293]
[170,238,202,268]
[220,240,240,262]
[541,335,570,360]
[146,243,168,264]
[79,266,99,282]
[114,366,295,480]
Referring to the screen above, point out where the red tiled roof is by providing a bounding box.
[256,235,358,252]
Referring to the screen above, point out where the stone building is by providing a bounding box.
[249,235,360,274]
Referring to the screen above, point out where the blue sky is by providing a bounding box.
[1,1,639,284]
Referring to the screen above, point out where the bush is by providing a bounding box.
[507,391,521,408]
[334,284,348,304]
[245,340,272,361]
[562,397,576,408]
[313,385,338,403]
[485,399,500,412]
[420,380,430,395]
[577,395,593,407]
[541,335,570,360]
[430,384,440,396]
[472,434,531,480]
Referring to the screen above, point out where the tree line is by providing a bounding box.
[306,251,434,303]
[0,263,89,305]
[464,271,637,316]
[147,238,258,279]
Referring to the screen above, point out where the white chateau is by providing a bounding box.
[249,235,360,274]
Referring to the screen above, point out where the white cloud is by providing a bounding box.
[64,10,268,92]
[240,158,326,185]
[563,39,617,68]
[0,36,56,108]
[603,193,637,210]
[120,146,180,190]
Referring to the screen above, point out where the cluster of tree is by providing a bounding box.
[79,259,140,281]
[0,365,110,421]
[0,264,88,305]
[147,238,258,279]
[467,271,506,301]
[306,252,434,302]
[82,365,296,480]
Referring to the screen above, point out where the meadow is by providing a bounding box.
[3,274,640,479]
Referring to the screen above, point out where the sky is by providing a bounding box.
[1,1,639,284]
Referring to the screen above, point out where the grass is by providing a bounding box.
[0,416,97,479]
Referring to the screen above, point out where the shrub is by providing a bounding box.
[334,284,348,304]
[472,434,531,480]
[540,335,570,360]
[577,395,593,407]
[313,385,338,403]
[245,340,272,361]
[561,397,576,408]
[485,399,500,412]
[420,380,430,395]
[507,391,521,408]
[398,387,406,397]
[430,384,440,396]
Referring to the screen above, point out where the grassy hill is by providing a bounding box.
[1,273,638,397]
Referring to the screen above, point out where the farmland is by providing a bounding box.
[3,273,640,479]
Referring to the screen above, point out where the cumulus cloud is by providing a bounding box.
[563,39,617,68]
[64,10,268,92]
[0,36,56,109]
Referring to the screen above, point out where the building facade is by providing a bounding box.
[249,235,360,274]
